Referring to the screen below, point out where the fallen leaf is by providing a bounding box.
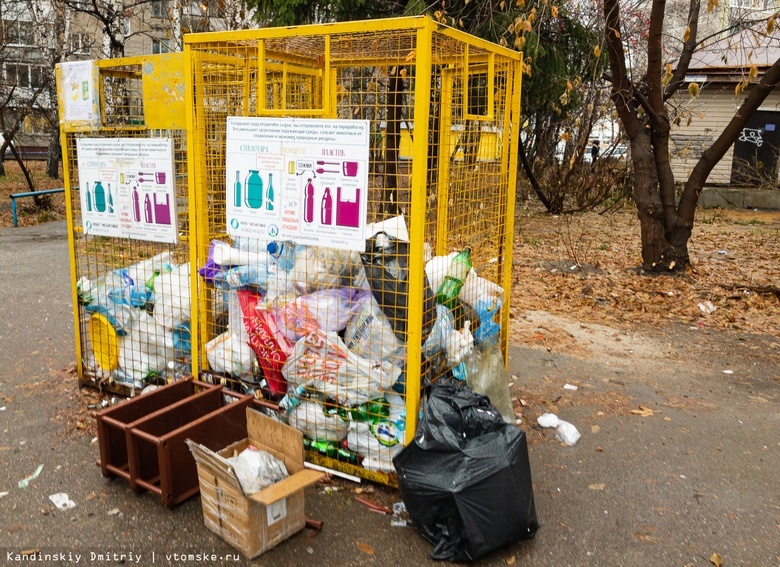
[591,425,601,434]
[663,417,672,421]
[506,555,517,565]
[356,542,375,555]
[709,551,723,567]
[596,447,604,452]
[631,405,654,417]
[588,483,605,490]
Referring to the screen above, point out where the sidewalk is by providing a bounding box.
[1,221,777,566]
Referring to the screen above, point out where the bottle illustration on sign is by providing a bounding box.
[93,181,106,213]
[144,194,154,224]
[85,182,92,212]
[336,187,361,228]
[266,173,274,211]
[234,171,242,208]
[304,179,315,223]
[132,187,141,221]
[107,184,114,213]
[321,187,333,225]
[245,170,263,209]
[153,194,171,225]
[81,81,89,100]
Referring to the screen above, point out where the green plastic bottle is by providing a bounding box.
[435,247,472,309]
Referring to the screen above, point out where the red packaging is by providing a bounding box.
[238,290,293,396]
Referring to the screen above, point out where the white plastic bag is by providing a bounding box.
[290,246,359,294]
[153,263,191,329]
[227,446,289,496]
[205,331,253,377]
[282,330,400,406]
[347,422,402,473]
[344,293,405,365]
[276,288,365,342]
[459,274,504,309]
[118,331,166,382]
[287,400,349,442]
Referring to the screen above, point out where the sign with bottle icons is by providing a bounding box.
[225,117,369,251]
[76,138,178,244]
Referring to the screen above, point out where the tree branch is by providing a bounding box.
[664,0,701,100]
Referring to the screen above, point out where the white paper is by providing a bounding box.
[60,60,96,122]
[49,492,76,511]
[266,497,287,526]
[225,117,370,251]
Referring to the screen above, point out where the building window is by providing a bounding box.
[70,32,91,55]
[152,39,170,54]
[152,1,168,19]
[2,20,35,46]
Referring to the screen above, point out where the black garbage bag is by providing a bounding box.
[361,231,435,345]
[393,383,538,562]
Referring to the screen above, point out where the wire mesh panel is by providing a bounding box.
[58,55,192,396]
[185,16,521,484]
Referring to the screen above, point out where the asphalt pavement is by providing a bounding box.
[0,220,777,567]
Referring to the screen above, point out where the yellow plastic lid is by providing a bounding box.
[89,313,120,372]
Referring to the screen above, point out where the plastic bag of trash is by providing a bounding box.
[344,292,406,366]
[276,287,366,342]
[282,330,400,406]
[361,232,435,344]
[290,246,359,294]
[153,263,191,329]
[393,383,537,562]
[227,446,289,496]
[288,400,349,442]
[347,421,403,473]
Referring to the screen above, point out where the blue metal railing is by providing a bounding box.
[9,188,65,227]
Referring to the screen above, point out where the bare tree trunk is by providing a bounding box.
[383,69,402,217]
[46,128,60,179]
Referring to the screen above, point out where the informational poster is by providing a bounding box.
[226,117,370,251]
[60,60,96,122]
[76,138,178,244]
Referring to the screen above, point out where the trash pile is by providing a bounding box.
[79,220,513,476]
[77,251,192,389]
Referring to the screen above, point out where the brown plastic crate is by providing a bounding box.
[95,378,215,481]
[126,388,252,507]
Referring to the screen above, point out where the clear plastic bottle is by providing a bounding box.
[267,241,296,271]
[435,247,472,309]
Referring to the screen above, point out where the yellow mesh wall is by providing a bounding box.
[62,59,191,396]
[183,17,520,484]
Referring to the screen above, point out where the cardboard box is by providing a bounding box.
[187,408,323,559]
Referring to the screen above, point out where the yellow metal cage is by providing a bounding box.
[58,53,192,395]
[184,16,522,484]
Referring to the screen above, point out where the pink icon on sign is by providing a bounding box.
[336,187,360,228]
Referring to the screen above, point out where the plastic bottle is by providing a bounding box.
[93,181,106,213]
[304,179,315,223]
[246,170,263,209]
[234,170,242,208]
[435,247,472,309]
[321,187,333,225]
[214,264,273,290]
[266,241,296,271]
[266,173,274,210]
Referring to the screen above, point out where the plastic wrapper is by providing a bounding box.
[459,274,503,309]
[361,232,435,344]
[282,330,400,406]
[288,400,349,442]
[205,331,254,378]
[421,304,454,357]
[463,341,515,423]
[153,263,191,329]
[227,446,289,496]
[117,331,167,384]
[347,421,403,473]
[239,290,292,397]
[344,293,405,365]
[291,245,359,294]
[393,383,538,561]
[276,288,366,342]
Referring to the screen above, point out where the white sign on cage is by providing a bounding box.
[76,137,178,244]
[225,117,370,252]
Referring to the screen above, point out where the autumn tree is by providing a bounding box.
[603,0,780,271]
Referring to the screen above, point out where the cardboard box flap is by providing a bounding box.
[186,439,242,491]
[246,408,304,472]
[249,469,323,506]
